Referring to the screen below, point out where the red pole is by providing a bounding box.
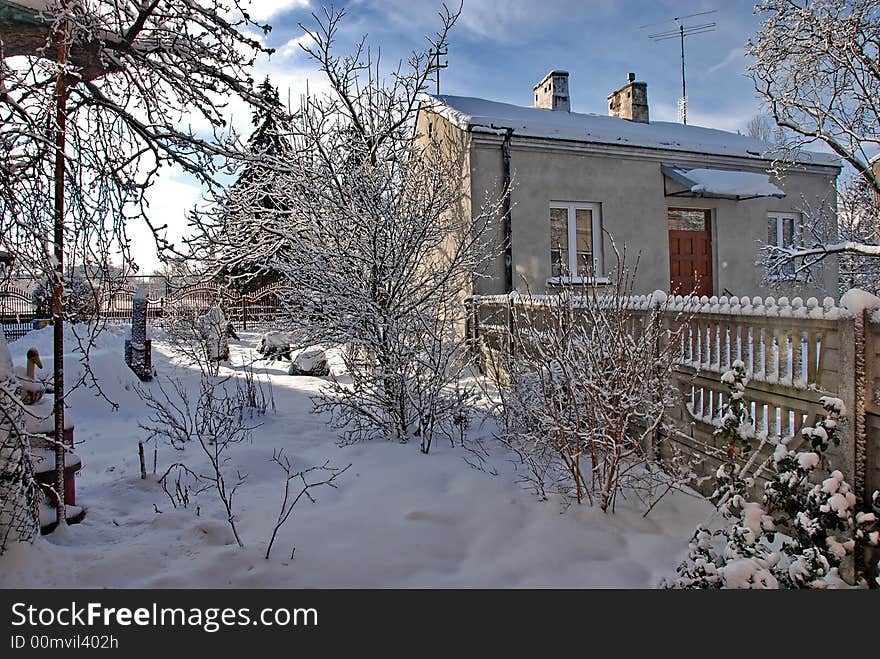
[52,13,70,525]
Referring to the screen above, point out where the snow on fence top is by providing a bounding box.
[423,94,840,168]
[468,291,879,321]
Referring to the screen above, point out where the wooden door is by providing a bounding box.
[669,228,713,296]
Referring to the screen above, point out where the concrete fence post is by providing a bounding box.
[124,287,152,381]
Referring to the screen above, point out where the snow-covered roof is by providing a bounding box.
[662,165,786,200]
[3,0,51,10]
[424,94,841,168]
[0,0,51,17]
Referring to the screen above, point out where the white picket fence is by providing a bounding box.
[468,291,880,502]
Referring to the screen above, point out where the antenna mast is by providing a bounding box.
[641,10,718,125]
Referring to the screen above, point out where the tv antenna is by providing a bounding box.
[641,10,718,125]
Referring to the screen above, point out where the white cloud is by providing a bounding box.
[366,0,616,44]
[278,34,312,59]
[240,0,311,22]
[708,47,747,75]
[127,171,205,274]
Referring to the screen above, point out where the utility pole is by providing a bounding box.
[642,10,717,125]
[428,43,448,96]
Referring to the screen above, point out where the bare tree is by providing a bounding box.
[745,114,776,143]
[760,176,880,289]
[748,0,880,276]
[1,0,273,524]
[265,449,350,560]
[486,254,695,513]
[189,4,504,453]
[138,374,258,547]
[836,177,880,294]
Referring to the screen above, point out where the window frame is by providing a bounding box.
[548,201,604,284]
[766,211,804,281]
[667,207,711,232]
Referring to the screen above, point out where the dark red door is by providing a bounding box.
[669,229,713,296]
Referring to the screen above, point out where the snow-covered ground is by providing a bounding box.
[0,325,711,588]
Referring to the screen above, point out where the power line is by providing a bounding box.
[642,10,718,125]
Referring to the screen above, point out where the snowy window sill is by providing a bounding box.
[547,276,611,286]
[766,274,811,284]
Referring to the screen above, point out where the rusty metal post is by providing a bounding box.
[52,12,70,525]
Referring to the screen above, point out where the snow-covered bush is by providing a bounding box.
[31,274,98,323]
[715,360,757,458]
[186,7,503,455]
[491,260,694,512]
[139,374,346,554]
[257,331,296,362]
[665,389,880,588]
[240,361,275,417]
[163,305,231,377]
[138,375,258,546]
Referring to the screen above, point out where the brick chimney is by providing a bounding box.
[533,71,570,112]
[608,73,649,123]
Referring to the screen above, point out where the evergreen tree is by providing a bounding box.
[664,377,880,589]
[214,77,294,292]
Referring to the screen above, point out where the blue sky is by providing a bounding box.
[136,0,767,272]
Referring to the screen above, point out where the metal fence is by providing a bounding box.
[1,282,296,342]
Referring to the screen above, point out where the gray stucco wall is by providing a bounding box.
[466,132,840,298]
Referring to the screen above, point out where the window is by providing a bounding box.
[549,202,603,280]
[767,212,801,278]
[668,208,710,231]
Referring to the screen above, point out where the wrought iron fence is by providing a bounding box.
[0,282,296,342]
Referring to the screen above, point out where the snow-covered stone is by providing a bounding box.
[288,347,329,377]
[257,331,296,361]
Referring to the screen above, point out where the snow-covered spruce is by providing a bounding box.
[664,393,879,588]
[714,360,757,458]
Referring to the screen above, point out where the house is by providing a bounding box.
[416,71,841,298]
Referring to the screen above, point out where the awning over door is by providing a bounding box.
[662,165,785,201]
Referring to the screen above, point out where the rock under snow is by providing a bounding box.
[288,347,329,377]
[257,331,296,361]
